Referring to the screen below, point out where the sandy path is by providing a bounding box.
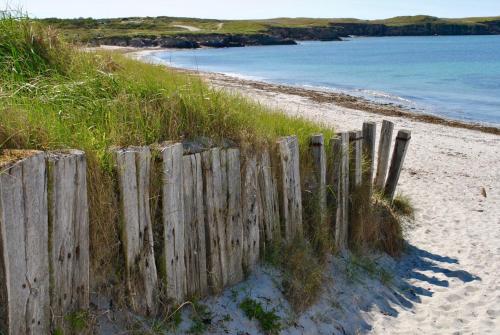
[208,78,500,334]
[172,24,201,32]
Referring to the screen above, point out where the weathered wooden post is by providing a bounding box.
[47,150,89,332]
[310,134,327,225]
[0,150,50,334]
[182,153,208,298]
[257,150,280,250]
[277,136,303,241]
[223,149,244,285]
[374,120,394,190]
[157,143,187,303]
[201,148,227,293]
[384,130,412,201]
[349,131,363,188]
[242,156,260,273]
[362,122,376,189]
[335,133,350,251]
[329,136,342,232]
[114,147,158,315]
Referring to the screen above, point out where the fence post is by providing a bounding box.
[114,147,158,315]
[335,133,350,251]
[384,130,412,201]
[257,150,280,250]
[374,120,394,189]
[242,156,260,273]
[182,153,208,298]
[349,131,363,188]
[329,136,342,233]
[310,134,327,225]
[47,150,89,332]
[224,149,244,285]
[362,122,376,190]
[277,136,303,242]
[0,150,50,334]
[158,143,187,304]
[201,148,227,293]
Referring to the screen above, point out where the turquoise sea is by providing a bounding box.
[150,36,500,125]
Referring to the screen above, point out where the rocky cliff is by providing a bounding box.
[92,20,500,49]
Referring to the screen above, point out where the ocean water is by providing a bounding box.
[151,36,500,125]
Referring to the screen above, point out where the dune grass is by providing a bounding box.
[0,14,334,290]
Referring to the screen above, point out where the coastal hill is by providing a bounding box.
[44,15,500,48]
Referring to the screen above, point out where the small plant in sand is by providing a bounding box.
[239,297,281,334]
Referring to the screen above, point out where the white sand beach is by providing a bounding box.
[190,73,500,334]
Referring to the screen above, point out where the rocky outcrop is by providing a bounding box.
[267,27,342,41]
[329,21,500,37]
[94,33,296,49]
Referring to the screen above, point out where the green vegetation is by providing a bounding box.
[0,13,332,289]
[265,237,324,312]
[37,15,500,42]
[239,298,281,334]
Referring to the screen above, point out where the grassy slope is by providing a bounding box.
[41,15,500,41]
[0,16,333,287]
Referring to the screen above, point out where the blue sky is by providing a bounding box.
[7,0,500,19]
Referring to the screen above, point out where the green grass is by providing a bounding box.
[0,14,333,288]
[239,298,281,334]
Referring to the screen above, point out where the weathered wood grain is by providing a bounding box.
[183,153,208,298]
[329,136,342,236]
[242,156,260,273]
[277,136,303,242]
[349,131,363,188]
[0,151,50,334]
[384,130,412,201]
[310,134,327,225]
[158,143,187,304]
[224,149,244,285]
[47,150,89,332]
[202,148,228,294]
[362,122,377,188]
[114,147,158,316]
[257,150,280,249]
[375,120,394,189]
[335,133,350,251]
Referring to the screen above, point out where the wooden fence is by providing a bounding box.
[0,120,410,334]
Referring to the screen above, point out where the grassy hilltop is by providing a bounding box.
[41,15,500,43]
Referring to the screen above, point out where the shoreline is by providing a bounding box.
[128,47,500,135]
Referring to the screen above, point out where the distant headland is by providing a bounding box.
[45,15,500,48]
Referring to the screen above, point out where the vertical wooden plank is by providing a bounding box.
[201,149,223,293]
[335,133,350,251]
[242,156,260,274]
[257,150,280,248]
[114,147,158,316]
[329,136,342,235]
[310,134,327,225]
[47,150,89,332]
[0,151,50,335]
[384,130,412,201]
[218,149,229,287]
[374,120,394,189]
[277,136,303,242]
[349,131,363,188]
[224,149,244,285]
[158,143,186,304]
[183,154,208,298]
[362,122,376,188]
